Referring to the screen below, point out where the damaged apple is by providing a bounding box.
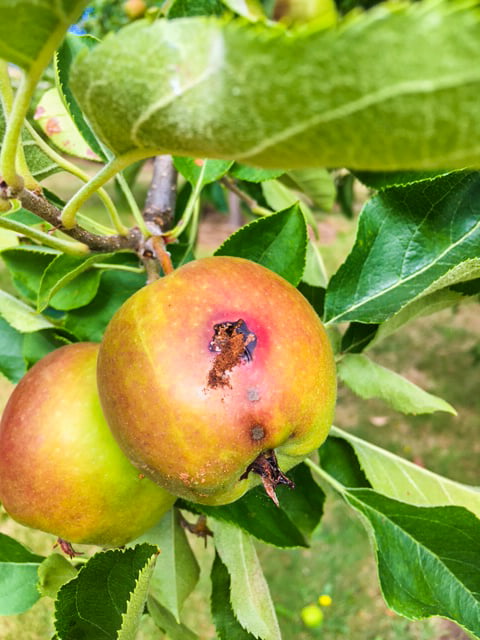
[97,256,336,505]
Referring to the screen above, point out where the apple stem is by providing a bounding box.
[241,450,295,507]
[178,513,212,546]
[54,538,83,559]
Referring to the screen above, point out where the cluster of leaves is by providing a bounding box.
[0,0,480,638]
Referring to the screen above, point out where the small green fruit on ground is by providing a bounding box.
[97,256,336,505]
[301,604,324,628]
[0,343,175,546]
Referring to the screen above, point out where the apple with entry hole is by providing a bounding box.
[97,256,336,506]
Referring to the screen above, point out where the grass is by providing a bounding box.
[0,190,478,638]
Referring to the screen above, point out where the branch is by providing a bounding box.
[1,183,141,253]
[140,156,178,281]
[143,155,178,234]
[220,176,271,216]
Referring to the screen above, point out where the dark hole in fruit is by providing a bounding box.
[207,319,257,388]
[240,449,295,507]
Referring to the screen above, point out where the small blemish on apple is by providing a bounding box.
[250,425,265,441]
[247,388,260,402]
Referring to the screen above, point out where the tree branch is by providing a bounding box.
[1,182,142,253]
[140,155,178,280]
[143,155,178,234]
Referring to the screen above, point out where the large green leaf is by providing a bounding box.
[22,328,72,369]
[345,490,480,638]
[173,156,232,185]
[211,552,257,640]
[338,353,456,415]
[355,169,453,190]
[179,463,325,548]
[167,0,224,18]
[282,168,336,211]
[0,290,54,332]
[324,172,480,324]
[1,245,58,302]
[0,108,61,180]
[34,87,100,161]
[215,204,307,285]
[0,0,88,69]
[147,596,199,640]
[37,554,76,599]
[37,252,117,312]
[55,33,106,160]
[0,533,44,615]
[72,4,480,169]
[54,545,158,640]
[330,428,480,520]
[134,510,200,623]
[370,287,473,347]
[0,316,26,382]
[211,520,281,640]
[63,267,145,341]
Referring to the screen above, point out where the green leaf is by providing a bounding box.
[54,545,158,640]
[22,329,72,369]
[211,552,257,640]
[211,520,281,640]
[331,427,480,520]
[34,87,101,162]
[297,282,325,318]
[319,436,371,489]
[0,109,60,180]
[283,168,336,211]
[338,353,456,415]
[340,322,378,353]
[222,0,265,21]
[55,33,106,161]
[261,179,297,211]
[324,172,480,324]
[147,595,200,640]
[355,169,453,190]
[0,317,26,382]
[180,463,325,548]
[345,490,480,637]
[1,246,59,302]
[0,290,54,332]
[71,6,480,169]
[302,241,327,288]
[370,287,472,348]
[167,0,224,18]
[0,0,89,69]
[133,510,199,622]
[5,208,45,226]
[0,533,44,615]
[215,204,307,285]
[230,164,284,183]
[37,554,76,599]
[169,242,196,268]
[37,252,116,312]
[173,157,233,186]
[64,268,145,341]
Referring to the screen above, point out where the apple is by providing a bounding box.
[124,0,147,19]
[0,343,176,546]
[97,256,336,505]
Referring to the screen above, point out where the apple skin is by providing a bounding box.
[0,343,176,546]
[97,256,336,505]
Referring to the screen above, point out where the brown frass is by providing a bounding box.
[207,319,257,388]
